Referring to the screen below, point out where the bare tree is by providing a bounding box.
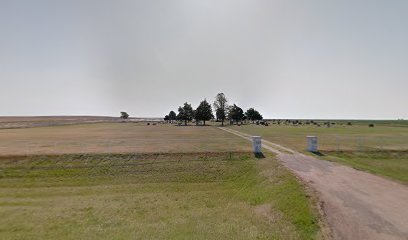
[213,93,228,126]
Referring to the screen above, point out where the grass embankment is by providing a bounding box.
[0,153,321,240]
[321,151,408,184]
[229,123,408,184]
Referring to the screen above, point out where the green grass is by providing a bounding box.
[228,123,408,184]
[321,151,408,184]
[0,153,320,240]
[229,123,408,152]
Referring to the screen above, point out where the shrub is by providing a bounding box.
[369,124,374,127]
[120,112,129,119]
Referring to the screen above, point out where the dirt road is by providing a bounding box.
[220,127,408,240]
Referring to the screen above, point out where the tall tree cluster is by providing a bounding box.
[164,93,264,126]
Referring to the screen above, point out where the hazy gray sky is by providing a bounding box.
[1,0,407,119]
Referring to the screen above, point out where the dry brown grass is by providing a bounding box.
[0,123,251,156]
[0,122,323,239]
[0,116,118,129]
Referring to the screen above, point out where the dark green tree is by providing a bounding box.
[213,93,228,126]
[177,102,194,125]
[254,111,263,121]
[228,104,244,124]
[242,115,248,123]
[215,108,225,123]
[245,108,256,123]
[120,112,129,119]
[245,108,263,123]
[164,115,170,122]
[195,99,214,125]
[192,109,198,125]
[169,111,177,123]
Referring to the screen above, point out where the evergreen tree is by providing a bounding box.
[228,104,244,124]
[195,99,214,125]
[177,102,194,125]
[168,111,177,123]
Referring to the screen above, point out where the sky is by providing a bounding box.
[0,0,407,119]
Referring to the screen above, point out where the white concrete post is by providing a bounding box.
[307,136,318,152]
[252,136,262,153]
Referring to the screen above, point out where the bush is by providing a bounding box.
[369,124,374,127]
[120,112,129,119]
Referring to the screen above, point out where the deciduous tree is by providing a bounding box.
[213,93,228,126]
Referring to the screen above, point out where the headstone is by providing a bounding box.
[307,136,318,152]
[252,136,262,153]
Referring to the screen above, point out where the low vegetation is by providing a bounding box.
[120,112,129,119]
[229,123,408,183]
[322,150,408,184]
[0,123,251,156]
[0,153,321,239]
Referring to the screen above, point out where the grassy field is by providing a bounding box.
[229,122,408,184]
[0,123,322,239]
[0,116,119,129]
[0,123,251,155]
[229,123,408,152]
[0,153,321,240]
[321,150,408,184]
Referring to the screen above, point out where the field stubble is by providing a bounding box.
[0,123,322,239]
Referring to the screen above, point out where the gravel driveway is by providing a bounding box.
[220,127,408,240]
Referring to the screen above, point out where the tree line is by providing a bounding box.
[164,93,263,126]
